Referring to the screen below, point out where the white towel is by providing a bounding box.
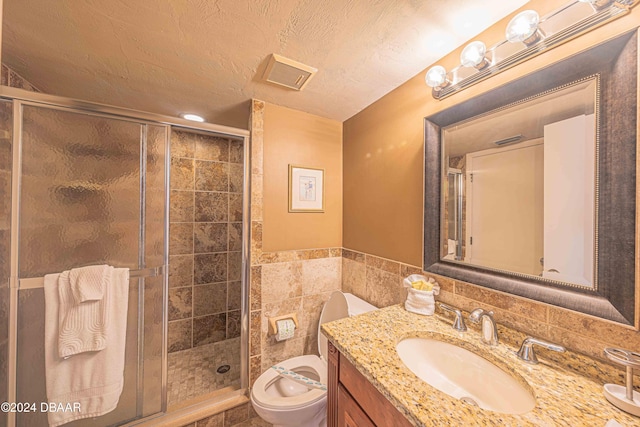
[44,268,129,427]
[69,265,107,303]
[403,275,440,316]
[405,287,437,315]
[447,239,457,255]
[58,265,112,358]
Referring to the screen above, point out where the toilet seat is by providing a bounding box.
[251,292,377,425]
[251,354,328,410]
[317,291,350,362]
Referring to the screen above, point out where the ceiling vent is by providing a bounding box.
[262,54,317,91]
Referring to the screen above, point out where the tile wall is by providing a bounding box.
[168,129,245,405]
[342,247,638,387]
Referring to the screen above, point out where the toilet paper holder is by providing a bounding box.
[268,313,299,336]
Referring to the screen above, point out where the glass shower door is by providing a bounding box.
[12,104,167,426]
[0,99,14,427]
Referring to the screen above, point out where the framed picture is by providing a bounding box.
[289,165,324,212]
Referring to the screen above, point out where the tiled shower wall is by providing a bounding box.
[168,129,244,352]
[167,129,245,405]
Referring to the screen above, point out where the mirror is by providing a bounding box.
[424,30,638,325]
[442,77,598,289]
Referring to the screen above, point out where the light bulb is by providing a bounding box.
[181,113,205,122]
[460,41,488,69]
[506,10,542,46]
[425,66,448,89]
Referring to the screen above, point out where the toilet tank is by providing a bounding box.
[344,292,377,316]
[317,291,377,360]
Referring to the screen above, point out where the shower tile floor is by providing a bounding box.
[168,337,241,407]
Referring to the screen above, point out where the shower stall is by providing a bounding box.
[0,86,250,427]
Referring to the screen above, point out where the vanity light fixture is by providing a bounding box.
[505,10,543,46]
[181,113,205,122]
[425,0,638,99]
[578,0,615,11]
[460,41,489,69]
[425,66,449,90]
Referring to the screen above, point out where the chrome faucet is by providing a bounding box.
[468,308,498,346]
[516,337,565,364]
[438,303,467,332]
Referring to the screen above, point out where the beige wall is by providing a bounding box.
[343,0,640,266]
[341,0,640,367]
[249,100,343,389]
[263,102,342,252]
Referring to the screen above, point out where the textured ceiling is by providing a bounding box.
[2,0,528,129]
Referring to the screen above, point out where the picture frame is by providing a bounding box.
[288,165,324,212]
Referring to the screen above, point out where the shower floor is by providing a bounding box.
[168,337,241,407]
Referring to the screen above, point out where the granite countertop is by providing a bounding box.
[321,305,640,427]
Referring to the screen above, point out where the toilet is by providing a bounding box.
[250,291,377,427]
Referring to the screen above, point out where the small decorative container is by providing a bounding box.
[403,274,440,316]
[602,347,640,417]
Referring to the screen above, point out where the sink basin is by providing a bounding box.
[396,338,535,414]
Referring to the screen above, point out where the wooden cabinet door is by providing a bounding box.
[338,385,376,427]
[327,341,339,427]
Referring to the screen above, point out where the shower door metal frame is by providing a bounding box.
[2,86,251,427]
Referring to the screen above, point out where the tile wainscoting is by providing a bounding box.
[342,247,639,388]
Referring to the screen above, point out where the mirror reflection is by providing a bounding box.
[441,77,598,289]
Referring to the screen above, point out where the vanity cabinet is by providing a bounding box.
[327,342,413,427]
[338,385,376,427]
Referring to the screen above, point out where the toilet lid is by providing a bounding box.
[317,291,349,360]
[251,354,327,410]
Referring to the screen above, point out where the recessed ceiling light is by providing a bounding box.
[181,113,205,122]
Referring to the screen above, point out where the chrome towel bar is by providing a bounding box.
[14,265,166,290]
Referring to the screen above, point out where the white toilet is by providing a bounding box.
[250,291,377,427]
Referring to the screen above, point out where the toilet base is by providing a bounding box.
[250,393,327,427]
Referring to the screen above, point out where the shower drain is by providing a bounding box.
[460,396,479,406]
[216,365,231,374]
